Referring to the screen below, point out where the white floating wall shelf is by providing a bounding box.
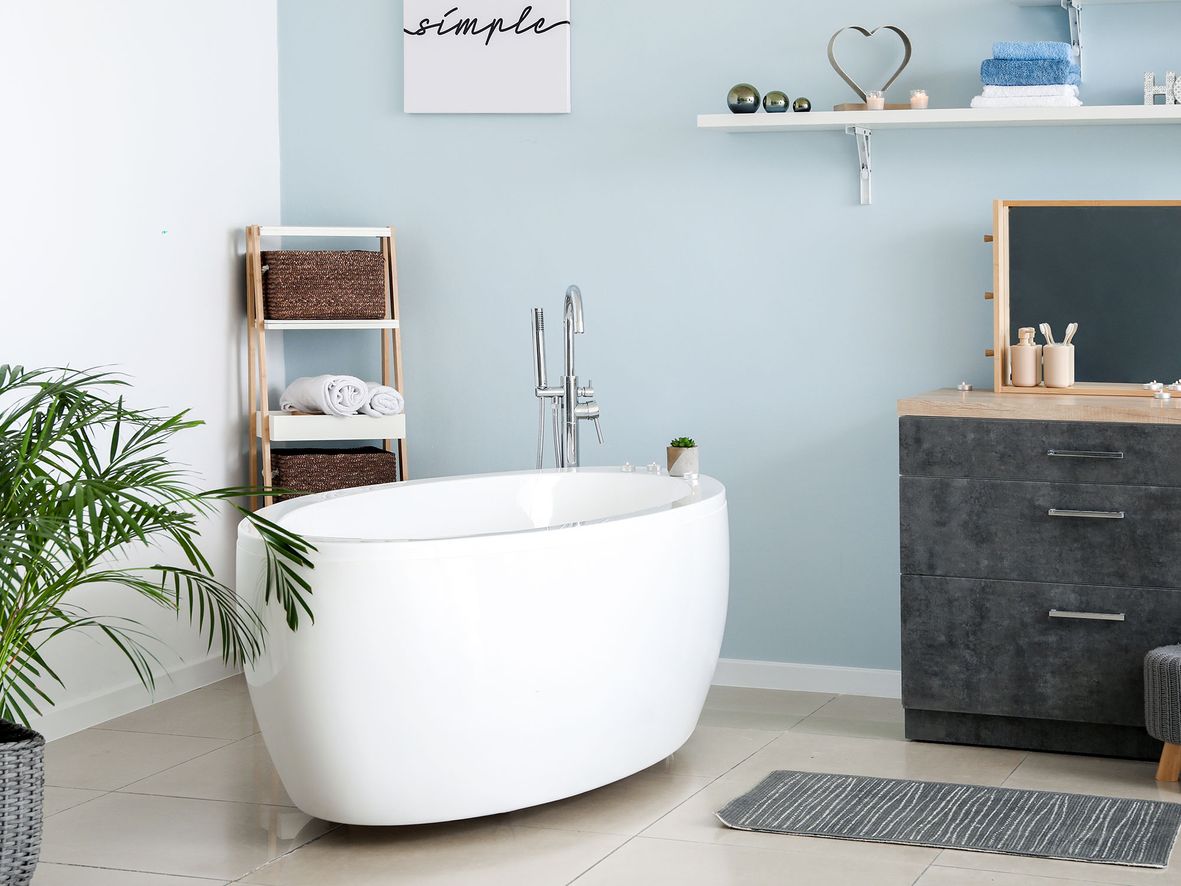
[697,106,1181,205]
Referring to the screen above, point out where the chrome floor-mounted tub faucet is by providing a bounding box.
[531,285,603,468]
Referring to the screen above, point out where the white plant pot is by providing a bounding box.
[667,446,699,477]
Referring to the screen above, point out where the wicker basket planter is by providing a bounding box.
[271,447,398,498]
[0,721,44,885]
[261,250,387,320]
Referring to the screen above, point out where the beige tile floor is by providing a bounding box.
[32,679,1181,885]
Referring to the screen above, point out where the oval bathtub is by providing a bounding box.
[236,467,729,826]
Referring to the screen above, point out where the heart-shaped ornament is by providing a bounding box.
[827,25,913,102]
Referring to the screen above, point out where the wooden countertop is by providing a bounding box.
[899,388,1181,426]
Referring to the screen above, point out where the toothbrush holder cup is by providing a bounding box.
[1043,344,1075,389]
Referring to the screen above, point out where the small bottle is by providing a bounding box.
[866,90,886,110]
[910,89,929,110]
[1010,327,1042,387]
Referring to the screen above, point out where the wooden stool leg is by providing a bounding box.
[1157,743,1181,782]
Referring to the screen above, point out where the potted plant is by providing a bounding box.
[667,436,699,477]
[0,365,314,884]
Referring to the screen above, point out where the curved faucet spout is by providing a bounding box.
[564,285,584,335]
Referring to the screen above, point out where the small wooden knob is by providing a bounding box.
[985,349,995,358]
[984,291,994,301]
[984,234,994,243]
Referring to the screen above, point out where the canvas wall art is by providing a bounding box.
[404,1,572,113]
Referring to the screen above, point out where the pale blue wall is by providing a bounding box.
[276,0,1181,670]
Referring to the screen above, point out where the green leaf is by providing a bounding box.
[0,366,316,718]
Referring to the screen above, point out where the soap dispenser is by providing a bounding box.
[1010,326,1042,388]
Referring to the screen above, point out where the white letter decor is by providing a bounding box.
[1144,72,1181,106]
[404,1,572,114]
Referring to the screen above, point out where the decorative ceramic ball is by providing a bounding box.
[727,84,760,114]
[793,97,812,113]
[762,90,790,113]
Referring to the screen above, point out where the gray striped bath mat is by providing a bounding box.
[717,771,1181,868]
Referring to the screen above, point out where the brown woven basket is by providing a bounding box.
[270,447,398,498]
[261,250,387,320]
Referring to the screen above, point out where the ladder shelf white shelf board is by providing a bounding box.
[698,106,1181,205]
[263,319,401,331]
[257,226,394,238]
[255,412,407,444]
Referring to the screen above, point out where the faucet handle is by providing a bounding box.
[573,399,604,444]
[578,379,596,399]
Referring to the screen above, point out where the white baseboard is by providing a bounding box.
[713,657,901,699]
[28,657,238,742]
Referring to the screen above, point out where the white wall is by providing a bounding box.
[0,2,281,738]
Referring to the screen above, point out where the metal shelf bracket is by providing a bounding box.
[846,125,872,205]
[1062,0,1083,76]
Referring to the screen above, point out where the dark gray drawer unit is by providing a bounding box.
[899,415,1181,760]
[901,478,1181,589]
[900,417,1181,487]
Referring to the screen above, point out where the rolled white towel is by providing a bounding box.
[970,94,1083,109]
[280,375,368,416]
[360,382,405,417]
[982,84,1079,98]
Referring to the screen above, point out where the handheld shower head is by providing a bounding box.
[531,307,548,390]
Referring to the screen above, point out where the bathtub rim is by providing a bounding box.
[241,466,725,546]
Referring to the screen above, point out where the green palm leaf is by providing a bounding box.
[0,365,315,725]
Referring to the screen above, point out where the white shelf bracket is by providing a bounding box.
[846,125,872,205]
[1062,0,1083,77]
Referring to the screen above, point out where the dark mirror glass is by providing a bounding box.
[1008,205,1181,384]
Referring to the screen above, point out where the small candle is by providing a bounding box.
[866,90,885,110]
[910,89,929,109]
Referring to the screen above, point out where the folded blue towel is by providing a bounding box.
[992,41,1076,62]
[981,58,1081,87]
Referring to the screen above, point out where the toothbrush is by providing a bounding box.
[1063,322,1078,346]
[1039,323,1056,345]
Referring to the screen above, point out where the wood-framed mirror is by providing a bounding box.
[992,199,1181,397]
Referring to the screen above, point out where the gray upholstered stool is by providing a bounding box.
[1145,645,1181,781]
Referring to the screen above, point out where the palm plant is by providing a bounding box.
[0,365,314,725]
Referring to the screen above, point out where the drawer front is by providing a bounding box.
[900,416,1181,486]
[901,477,1181,589]
[902,575,1181,726]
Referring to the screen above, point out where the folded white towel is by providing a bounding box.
[970,95,1083,108]
[360,382,405,417]
[280,375,368,416]
[982,84,1079,98]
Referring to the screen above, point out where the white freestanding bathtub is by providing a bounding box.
[236,467,729,826]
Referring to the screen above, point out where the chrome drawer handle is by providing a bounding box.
[1049,609,1126,622]
[1047,508,1125,520]
[1046,450,1124,460]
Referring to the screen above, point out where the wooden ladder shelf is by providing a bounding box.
[245,225,407,509]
